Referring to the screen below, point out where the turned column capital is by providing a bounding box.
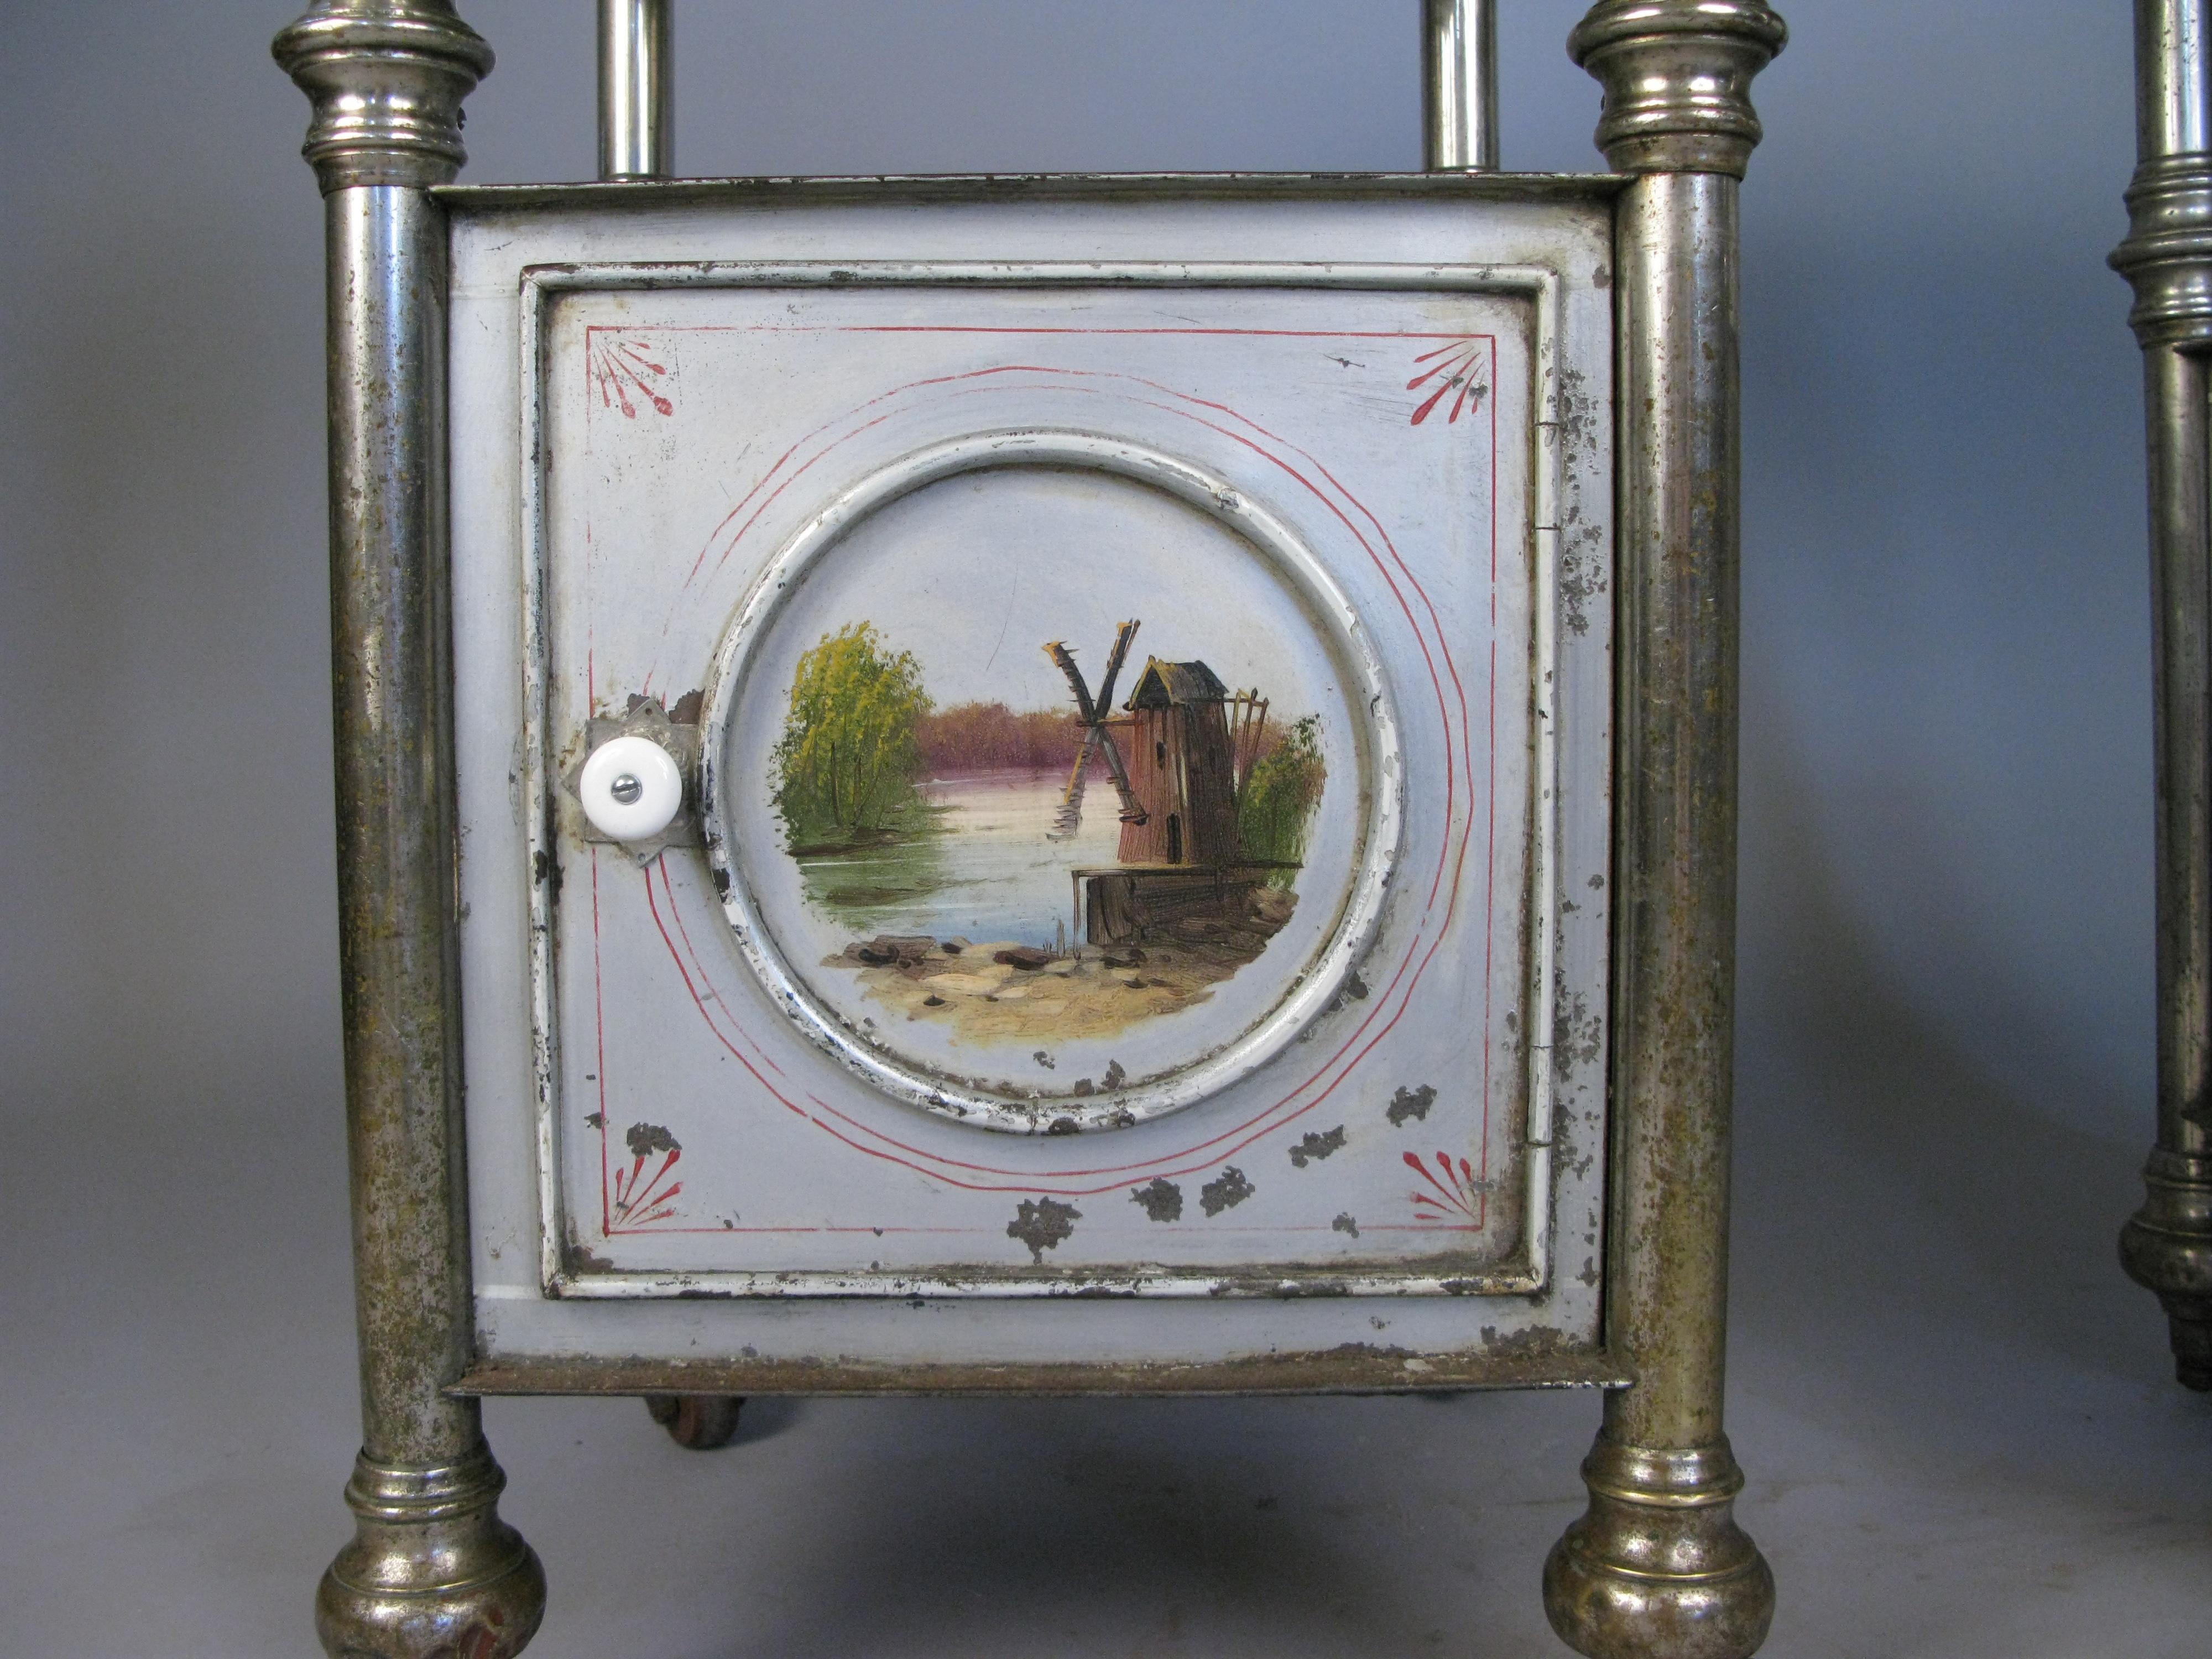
[272,2,494,194]
[1568,1,1788,178]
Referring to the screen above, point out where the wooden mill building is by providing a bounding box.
[1062,644,1281,949]
[1112,658,1241,867]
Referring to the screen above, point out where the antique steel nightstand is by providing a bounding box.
[272,4,1787,1653]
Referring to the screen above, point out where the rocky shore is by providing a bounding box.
[828,887,1296,1047]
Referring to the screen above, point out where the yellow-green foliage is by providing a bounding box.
[1238,714,1325,883]
[773,622,933,844]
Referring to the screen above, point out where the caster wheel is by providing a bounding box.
[645,1393,745,1449]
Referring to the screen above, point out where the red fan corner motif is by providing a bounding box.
[588,330,674,418]
[1405,1149,1484,1223]
[609,1121,684,1228]
[1407,337,1490,426]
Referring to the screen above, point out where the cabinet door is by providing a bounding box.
[448,182,1618,1382]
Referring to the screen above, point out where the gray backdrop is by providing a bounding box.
[4,3,2204,1655]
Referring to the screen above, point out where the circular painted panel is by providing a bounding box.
[702,432,1400,1132]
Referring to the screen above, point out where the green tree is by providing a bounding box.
[1238,714,1326,883]
[773,622,934,846]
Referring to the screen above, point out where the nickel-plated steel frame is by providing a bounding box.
[597,0,671,181]
[273,3,1787,1655]
[2120,0,2212,1392]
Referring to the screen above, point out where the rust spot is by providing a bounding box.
[667,688,704,724]
[1387,1084,1437,1126]
[566,1242,615,1274]
[1554,513,1606,632]
[1552,990,1603,1079]
[1130,1178,1183,1222]
[1006,1197,1080,1261]
[1476,1322,1582,1360]
[1289,1125,1347,1167]
[1200,1166,1255,1216]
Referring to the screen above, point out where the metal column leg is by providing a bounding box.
[2122,347,2212,1387]
[1544,7,1787,1656]
[272,8,546,1655]
[2114,0,2212,1393]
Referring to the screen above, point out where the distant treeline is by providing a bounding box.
[773,621,1319,864]
[916,701,1088,774]
[915,699,1316,783]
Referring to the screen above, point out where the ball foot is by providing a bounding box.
[645,1393,745,1449]
[2121,1147,2212,1391]
[315,1444,545,1659]
[2164,1303,2212,1392]
[1543,1438,1773,1659]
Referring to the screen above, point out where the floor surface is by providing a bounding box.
[7,899,2205,1658]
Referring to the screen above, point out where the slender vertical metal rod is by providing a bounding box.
[1546,6,1786,1657]
[1422,0,1498,170]
[2116,0,2212,1390]
[599,0,674,180]
[274,6,546,1655]
[2141,0,2209,161]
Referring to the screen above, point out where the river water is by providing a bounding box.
[794,768,1120,948]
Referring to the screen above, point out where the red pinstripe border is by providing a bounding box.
[578,322,1503,1237]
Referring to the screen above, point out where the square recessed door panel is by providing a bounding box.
[448,183,1615,1371]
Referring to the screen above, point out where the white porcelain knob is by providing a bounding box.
[580,734,684,842]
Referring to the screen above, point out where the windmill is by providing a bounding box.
[1044,619,1149,840]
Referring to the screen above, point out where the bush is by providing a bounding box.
[1238,714,1325,880]
[772,622,933,846]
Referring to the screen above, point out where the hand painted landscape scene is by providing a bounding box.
[773,615,1327,1047]
[713,465,1372,1098]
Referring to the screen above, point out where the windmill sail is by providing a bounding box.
[1095,724,1145,822]
[1228,690,1270,799]
[1044,620,1146,839]
[1051,727,1099,839]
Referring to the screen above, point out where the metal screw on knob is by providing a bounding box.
[609,773,643,806]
